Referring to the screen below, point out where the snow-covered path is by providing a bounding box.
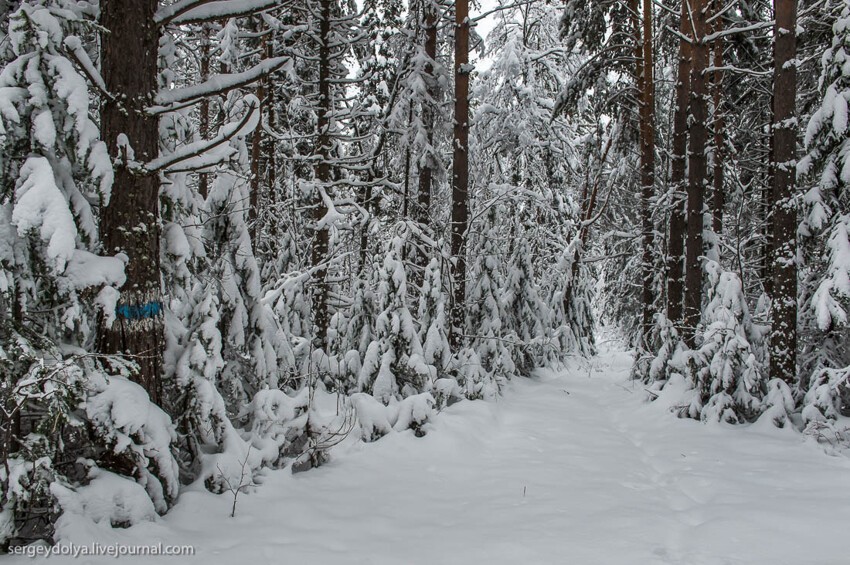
[19,341,850,565]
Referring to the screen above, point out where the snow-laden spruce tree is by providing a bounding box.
[205,97,283,405]
[549,236,597,362]
[349,274,379,358]
[501,219,549,376]
[0,1,179,543]
[358,233,434,402]
[681,261,770,423]
[464,211,514,397]
[0,1,118,343]
[418,256,451,376]
[798,1,850,432]
[644,314,684,384]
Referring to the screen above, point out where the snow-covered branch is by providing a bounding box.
[153,57,292,109]
[703,20,774,43]
[62,36,112,99]
[143,95,259,173]
[155,0,283,26]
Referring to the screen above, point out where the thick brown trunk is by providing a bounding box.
[770,0,798,384]
[98,0,163,404]
[666,0,692,327]
[450,0,470,348]
[639,0,656,343]
[311,0,333,349]
[683,0,709,347]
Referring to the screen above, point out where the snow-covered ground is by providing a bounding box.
[14,340,850,565]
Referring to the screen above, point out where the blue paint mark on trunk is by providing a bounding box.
[116,301,163,320]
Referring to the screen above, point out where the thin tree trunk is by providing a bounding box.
[403,101,413,221]
[266,35,278,241]
[770,0,798,384]
[762,102,775,297]
[311,0,333,349]
[450,0,470,348]
[711,23,724,236]
[417,0,438,227]
[98,0,163,403]
[198,26,211,199]
[666,0,692,328]
[683,0,709,347]
[249,30,267,242]
[639,0,656,343]
[358,181,374,275]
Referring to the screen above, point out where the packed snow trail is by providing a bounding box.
[18,340,850,565]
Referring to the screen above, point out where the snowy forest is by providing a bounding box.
[1,0,850,560]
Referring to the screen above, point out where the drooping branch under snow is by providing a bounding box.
[63,36,114,100]
[155,0,284,26]
[703,20,774,43]
[142,96,259,174]
[152,57,292,110]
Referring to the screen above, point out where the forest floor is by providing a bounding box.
[14,338,850,565]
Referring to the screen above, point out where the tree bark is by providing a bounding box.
[98,0,163,404]
[683,0,709,347]
[417,0,438,227]
[198,25,211,199]
[711,23,724,237]
[311,0,333,349]
[265,35,278,241]
[770,0,798,384]
[639,0,656,343]
[450,0,470,348]
[666,0,692,328]
[762,102,775,297]
[249,28,267,242]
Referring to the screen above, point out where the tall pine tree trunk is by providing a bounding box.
[198,25,211,200]
[683,0,709,347]
[249,29,267,242]
[763,100,775,297]
[639,0,656,343]
[711,25,724,236]
[450,0,470,348]
[98,0,163,403]
[770,0,797,383]
[417,0,438,227]
[265,35,278,241]
[666,0,692,327]
[311,0,333,349]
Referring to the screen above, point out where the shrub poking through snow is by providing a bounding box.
[350,392,436,441]
[85,372,180,513]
